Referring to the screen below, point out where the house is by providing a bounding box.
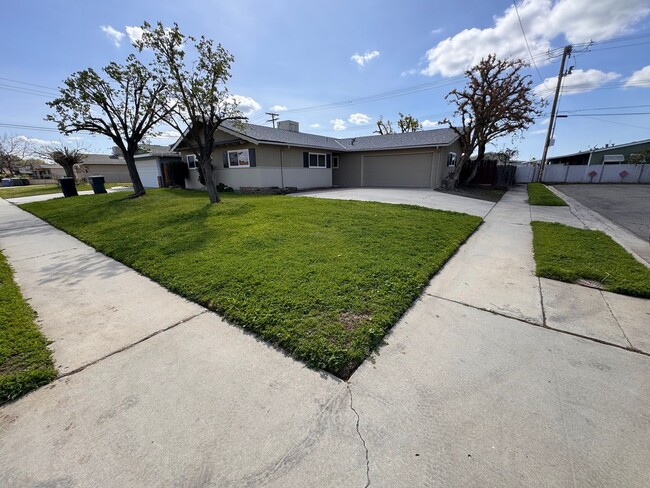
[546,138,650,166]
[174,120,461,191]
[22,162,66,180]
[82,145,182,187]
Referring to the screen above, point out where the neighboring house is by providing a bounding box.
[82,145,182,186]
[22,163,66,179]
[547,138,650,166]
[174,120,461,191]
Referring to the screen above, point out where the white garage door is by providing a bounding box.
[363,153,433,188]
[137,160,161,188]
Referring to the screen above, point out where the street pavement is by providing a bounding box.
[1,187,649,487]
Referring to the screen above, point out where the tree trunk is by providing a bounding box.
[62,163,75,178]
[200,158,221,204]
[123,154,146,197]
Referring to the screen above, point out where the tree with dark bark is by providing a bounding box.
[0,134,30,176]
[37,144,86,178]
[441,54,543,188]
[137,22,245,204]
[397,113,422,133]
[46,55,170,197]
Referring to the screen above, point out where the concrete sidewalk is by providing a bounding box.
[1,189,649,487]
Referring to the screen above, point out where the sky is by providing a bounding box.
[1,0,649,161]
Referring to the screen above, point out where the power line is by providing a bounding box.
[0,77,59,92]
[512,0,548,88]
[560,103,650,112]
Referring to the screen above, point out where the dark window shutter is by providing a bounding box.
[303,152,309,168]
[223,151,229,168]
[326,154,331,168]
[249,148,256,167]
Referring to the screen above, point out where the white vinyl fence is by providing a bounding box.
[516,164,650,184]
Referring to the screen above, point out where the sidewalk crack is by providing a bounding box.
[347,383,370,488]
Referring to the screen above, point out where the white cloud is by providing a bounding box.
[14,135,60,147]
[422,119,439,128]
[227,95,261,116]
[534,69,621,96]
[431,28,443,35]
[348,113,371,125]
[401,68,417,77]
[625,65,650,88]
[421,0,650,77]
[309,123,321,128]
[125,26,144,44]
[151,131,179,140]
[351,50,380,67]
[330,119,347,131]
[100,25,125,47]
[269,104,288,112]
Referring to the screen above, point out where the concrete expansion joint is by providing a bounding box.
[599,291,634,349]
[56,309,209,380]
[426,293,650,359]
[0,222,48,232]
[346,383,371,488]
[13,247,80,262]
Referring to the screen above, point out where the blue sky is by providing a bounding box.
[1,0,649,160]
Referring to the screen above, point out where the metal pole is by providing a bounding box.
[538,45,572,182]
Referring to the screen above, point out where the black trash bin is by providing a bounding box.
[89,175,107,194]
[59,177,78,198]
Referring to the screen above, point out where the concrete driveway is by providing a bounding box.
[292,188,495,218]
[554,184,650,242]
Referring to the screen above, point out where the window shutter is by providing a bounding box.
[249,148,256,167]
[326,154,331,168]
[303,152,309,168]
[223,151,229,168]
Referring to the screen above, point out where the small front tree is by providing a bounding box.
[46,55,171,197]
[441,54,542,188]
[37,144,85,178]
[137,22,244,204]
[0,134,30,176]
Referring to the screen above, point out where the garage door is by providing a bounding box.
[137,160,161,188]
[363,153,433,188]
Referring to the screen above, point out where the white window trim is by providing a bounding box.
[333,155,339,169]
[447,152,457,167]
[186,154,197,170]
[227,149,250,169]
[308,152,328,169]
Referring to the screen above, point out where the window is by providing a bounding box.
[333,155,339,169]
[447,152,457,167]
[186,155,197,169]
[309,152,327,168]
[227,149,250,168]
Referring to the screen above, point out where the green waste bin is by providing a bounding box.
[89,175,107,194]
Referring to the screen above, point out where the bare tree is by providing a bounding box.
[0,134,31,176]
[397,113,422,133]
[46,54,171,197]
[36,144,86,178]
[373,116,394,135]
[137,22,245,204]
[441,54,543,188]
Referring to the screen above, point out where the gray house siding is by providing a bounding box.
[182,143,333,190]
[333,153,362,186]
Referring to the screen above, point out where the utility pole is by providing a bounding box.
[266,112,279,128]
[538,44,572,182]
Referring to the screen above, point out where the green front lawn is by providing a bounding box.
[0,182,131,199]
[0,252,56,404]
[532,221,650,298]
[527,183,567,206]
[23,190,481,377]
